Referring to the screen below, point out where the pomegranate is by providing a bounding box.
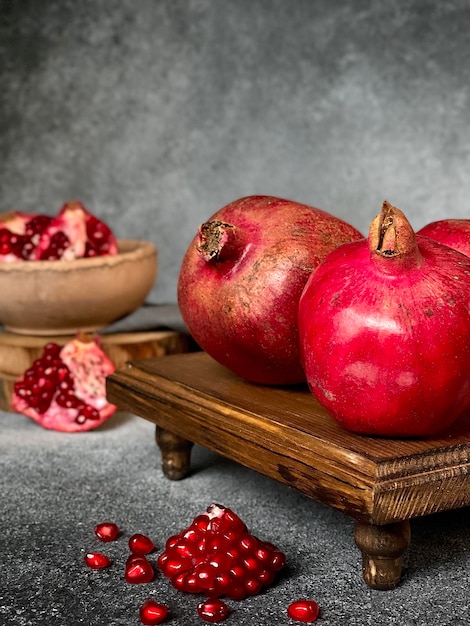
[298,201,470,437]
[178,195,363,385]
[157,503,286,600]
[0,211,52,260]
[12,335,116,432]
[287,600,320,623]
[34,201,118,260]
[418,218,470,257]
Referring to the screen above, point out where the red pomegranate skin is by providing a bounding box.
[178,195,363,385]
[418,218,470,257]
[298,202,470,437]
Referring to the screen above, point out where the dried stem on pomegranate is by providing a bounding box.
[369,200,423,268]
[196,221,238,262]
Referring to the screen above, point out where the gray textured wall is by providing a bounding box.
[1,0,470,304]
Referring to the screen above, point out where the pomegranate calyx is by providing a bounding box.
[196,220,238,262]
[369,201,422,268]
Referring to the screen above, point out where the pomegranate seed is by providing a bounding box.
[225,585,247,601]
[213,571,232,595]
[270,549,287,571]
[94,521,120,542]
[257,568,275,585]
[244,577,262,596]
[125,555,154,584]
[84,552,112,569]
[239,534,259,551]
[139,599,169,625]
[193,514,210,531]
[129,533,155,555]
[287,600,320,623]
[197,598,229,623]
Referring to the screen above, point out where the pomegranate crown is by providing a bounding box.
[369,200,422,267]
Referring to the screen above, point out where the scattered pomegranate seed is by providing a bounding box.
[197,598,230,623]
[287,599,319,623]
[94,522,120,542]
[125,555,155,584]
[84,552,112,570]
[129,533,155,555]
[139,599,169,625]
[157,503,286,601]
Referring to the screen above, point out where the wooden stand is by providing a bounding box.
[106,352,470,590]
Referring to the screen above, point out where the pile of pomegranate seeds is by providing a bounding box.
[157,503,286,601]
[83,504,319,623]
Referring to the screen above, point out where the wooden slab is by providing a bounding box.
[106,351,470,526]
[0,330,190,412]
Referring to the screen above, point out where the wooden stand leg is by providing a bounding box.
[354,520,411,590]
[155,426,194,480]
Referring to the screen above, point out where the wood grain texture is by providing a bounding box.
[106,352,470,525]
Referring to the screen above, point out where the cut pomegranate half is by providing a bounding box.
[34,201,118,260]
[0,211,52,261]
[11,335,116,432]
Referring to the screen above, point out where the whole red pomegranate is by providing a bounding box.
[178,195,363,385]
[298,201,470,437]
[12,335,116,432]
[418,218,470,257]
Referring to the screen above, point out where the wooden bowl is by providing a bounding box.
[0,239,157,335]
